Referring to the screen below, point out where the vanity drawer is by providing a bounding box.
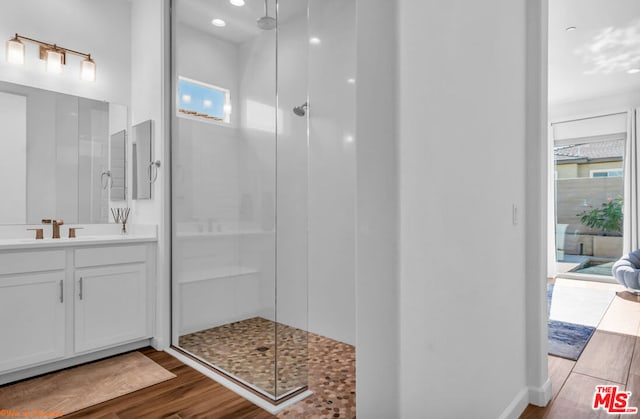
[75,245,147,268]
[0,250,65,275]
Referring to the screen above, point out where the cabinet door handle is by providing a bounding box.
[79,277,83,300]
[59,280,64,303]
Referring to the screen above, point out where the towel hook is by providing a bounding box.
[148,160,161,183]
[100,170,112,190]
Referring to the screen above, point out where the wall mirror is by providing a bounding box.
[109,130,127,201]
[0,80,128,225]
[132,119,153,200]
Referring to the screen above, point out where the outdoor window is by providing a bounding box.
[554,138,625,277]
[177,76,231,124]
[589,169,623,178]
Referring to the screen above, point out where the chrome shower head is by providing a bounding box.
[293,102,308,117]
[257,16,276,30]
[257,0,276,30]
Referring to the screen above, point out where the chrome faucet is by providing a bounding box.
[42,219,64,239]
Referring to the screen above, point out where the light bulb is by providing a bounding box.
[46,49,63,74]
[6,36,24,65]
[80,56,96,81]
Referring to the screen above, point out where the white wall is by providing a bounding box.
[550,89,640,121]
[0,0,131,106]
[397,0,528,417]
[525,0,551,408]
[130,0,170,349]
[355,1,399,417]
[131,0,165,233]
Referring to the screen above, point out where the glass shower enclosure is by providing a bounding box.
[171,0,309,401]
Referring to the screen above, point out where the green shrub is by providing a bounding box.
[577,197,623,236]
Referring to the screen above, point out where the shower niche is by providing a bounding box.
[171,0,309,401]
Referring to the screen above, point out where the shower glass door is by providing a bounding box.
[171,0,308,400]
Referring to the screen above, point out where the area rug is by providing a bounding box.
[0,351,175,418]
[547,282,615,360]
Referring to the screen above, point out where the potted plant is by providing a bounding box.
[577,197,623,258]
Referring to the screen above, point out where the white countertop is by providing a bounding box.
[0,224,157,251]
[0,235,157,251]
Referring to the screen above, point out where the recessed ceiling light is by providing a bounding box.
[309,37,321,45]
[211,18,226,27]
[628,68,640,74]
[230,0,245,5]
[565,26,577,32]
[347,78,356,84]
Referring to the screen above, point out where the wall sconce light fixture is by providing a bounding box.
[6,33,96,82]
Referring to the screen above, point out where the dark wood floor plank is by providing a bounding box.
[625,374,640,416]
[628,336,640,376]
[115,381,250,418]
[548,356,575,401]
[519,404,546,419]
[172,393,275,419]
[544,373,621,419]
[573,330,635,384]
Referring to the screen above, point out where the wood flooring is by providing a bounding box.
[521,327,640,418]
[63,348,276,419]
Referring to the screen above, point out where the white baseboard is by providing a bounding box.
[529,378,552,406]
[499,387,530,419]
[165,348,313,415]
[498,379,552,419]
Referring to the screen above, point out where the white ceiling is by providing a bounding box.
[176,0,305,44]
[549,0,640,105]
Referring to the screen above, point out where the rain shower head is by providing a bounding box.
[293,102,308,117]
[257,0,276,30]
[257,15,276,30]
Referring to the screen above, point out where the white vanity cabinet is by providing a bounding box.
[74,245,151,353]
[0,251,66,372]
[0,238,156,384]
